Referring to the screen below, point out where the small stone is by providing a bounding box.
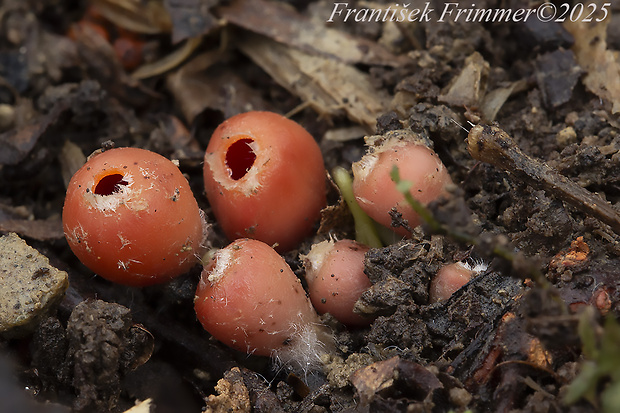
[0,104,15,132]
[449,387,472,407]
[324,352,374,389]
[535,49,582,108]
[204,367,251,413]
[0,232,69,338]
[556,126,577,148]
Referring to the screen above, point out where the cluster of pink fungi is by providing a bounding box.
[62,111,473,366]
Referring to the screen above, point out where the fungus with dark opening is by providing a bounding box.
[302,239,373,327]
[62,147,208,287]
[194,238,333,374]
[203,111,326,252]
[352,132,452,236]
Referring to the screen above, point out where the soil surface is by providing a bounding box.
[1,0,620,412]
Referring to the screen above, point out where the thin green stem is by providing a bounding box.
[332,167,383,248]
[390,166,443,235]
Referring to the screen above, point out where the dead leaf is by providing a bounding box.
[60,140,87,189]
[166,51,272,124]
[318,199,354,236]
[238,34,389,131]
[163,0,219,43]
[150,114,204,160]
[0,124,49,166]
[439,51,489,108]
[93,0,172,34]
[217,0,408,67]
[72,22,160,106]
[132,37,202,79]
[0,100,68,166]
[481,79,527,122]
[323,125,367,142]
[564,7,620,113]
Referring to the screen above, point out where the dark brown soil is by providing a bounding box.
[1,0,620,412]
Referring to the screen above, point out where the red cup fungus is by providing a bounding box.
[203,111,326,252]
[352,132,452,235]
[62,147,207,287]
[302,239,373,327]
[195,239,333,372]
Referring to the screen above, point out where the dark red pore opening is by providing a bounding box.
[226,138,256,180]
[94,174,129,195]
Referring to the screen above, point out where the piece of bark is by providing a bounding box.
[467,124,620,235]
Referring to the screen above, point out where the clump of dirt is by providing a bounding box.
[30,300,154,411]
